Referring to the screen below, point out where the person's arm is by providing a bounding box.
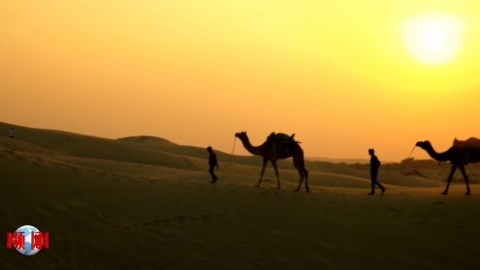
[377,157,381,168]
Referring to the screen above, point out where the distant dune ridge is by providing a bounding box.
[1,121,479,270]
[306,156,370,164]
[0,121,441,188]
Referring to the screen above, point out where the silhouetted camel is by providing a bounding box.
[416,140,480,195]
[235,131,309,191]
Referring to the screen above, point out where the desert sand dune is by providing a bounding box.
[0,137,60,155]
[1,122,479,270]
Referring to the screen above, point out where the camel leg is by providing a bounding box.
[271,160,281,189]
[443,165,457,195]
[304,168,309,192]
[294,167,303,192]
[255,158,268,187]
[458,166,471,195]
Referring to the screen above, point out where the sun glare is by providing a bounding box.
[401,13,465,64]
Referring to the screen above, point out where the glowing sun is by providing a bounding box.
[401,13,465,64]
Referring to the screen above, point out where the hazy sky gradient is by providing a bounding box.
[2,1,480,161]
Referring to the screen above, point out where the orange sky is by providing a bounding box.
[2,1,480,162]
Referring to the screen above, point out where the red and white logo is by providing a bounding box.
[7,225,49,256]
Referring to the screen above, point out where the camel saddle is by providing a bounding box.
[453,137,480,148]
[266,132,295,145]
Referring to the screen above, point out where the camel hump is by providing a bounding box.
[267,132,296,144]
[453,137,480,148]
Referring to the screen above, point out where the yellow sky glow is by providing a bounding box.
[1,1,480,162]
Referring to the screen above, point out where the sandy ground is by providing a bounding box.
[1,122,479,270]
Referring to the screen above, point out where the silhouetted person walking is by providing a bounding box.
[368,148,385,195]
[8,128,15,139]
[207,146,218,183]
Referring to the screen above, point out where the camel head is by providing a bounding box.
[235,131,248,141]
[415,141,432,150]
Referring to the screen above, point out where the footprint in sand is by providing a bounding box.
[414,216,429,225]
[259,191,268,196]
[454,221,467,229]
[435,219,448,226]
[148,217,171,224]
[176,215,187,221]
[96,172,107,178]
[419,215,429,221]
[410,211,421,218]
[71,167,83,174]
[432,201,445,205]
[201,214,211,221]
[384,208,400,216]
[415,220,427,226]
[216,211,229,217]
[108,225,129,232]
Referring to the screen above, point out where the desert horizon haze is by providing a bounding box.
[2,1,480,162]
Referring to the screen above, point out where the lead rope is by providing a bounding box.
[220,137,237,171]
[403,145,420,173]
[406,145,416,160]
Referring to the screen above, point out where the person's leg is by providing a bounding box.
[375,172,385,194]
[209,166,217,183]
[375,177,385,194]
[369,171,377,195]
[372,171,385,194]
